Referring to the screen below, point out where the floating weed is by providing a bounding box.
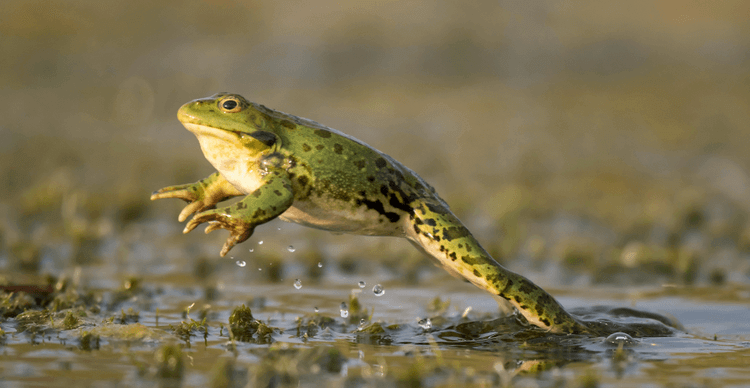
[0,291,36,317]
[228,304,277,343]
[62,310,81,330]
[296,314,338,339]
[355,322,398,346]
[15,309,54,333]
[91,323,161,342]
[346,292,373,325]
[119,307,140,324]
[170,317,208,343]
[78,330,100,351]
[170,304,207,343]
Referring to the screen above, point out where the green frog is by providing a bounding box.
[151,93,589,334]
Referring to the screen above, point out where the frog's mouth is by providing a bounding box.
[182,123,242,142]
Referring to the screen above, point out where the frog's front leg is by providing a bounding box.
[151,172,245,222]
[184,170,294,257]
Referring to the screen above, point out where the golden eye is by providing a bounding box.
[219,97,242,113]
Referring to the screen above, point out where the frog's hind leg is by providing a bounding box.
[408,238,515,316]
[405,199,587,334]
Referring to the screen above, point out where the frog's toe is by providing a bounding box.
[150,189,174,201]
[219,239,236,257]
[151,184,199,203]
[219,227,254,257]
[204,221,223,234]
[178,201,208,222]
[184,216,204,234]
[185,210,222,233]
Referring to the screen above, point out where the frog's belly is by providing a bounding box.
[279,199,405,237]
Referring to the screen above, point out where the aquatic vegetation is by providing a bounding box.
[0,291,36,317]
[119,307,140,324]
[61,310,82,330]
[91,323,162,342]
[78,330,100,351]
[227,304,277,343]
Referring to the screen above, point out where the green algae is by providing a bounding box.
[228,304,278,343]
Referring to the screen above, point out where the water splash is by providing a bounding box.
[605,332,637,346]
[417,318,432,330]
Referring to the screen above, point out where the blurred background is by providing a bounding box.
[2,0,750,288]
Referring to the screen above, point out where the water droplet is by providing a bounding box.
[358,350,365,359]
[248,248,254,253]
[372,284,385,296]
[418,318,432,330]
[339,302,349,318]
[314,307,319,313]
[258,268,262,271]
[357,318,366,331]
[358,281,366,288]
[277,227,282,231]
[258,240,263,245]
[317,262,323,268]
[293,279,302,289]
[236,260,246,267]
[605,332,637,346]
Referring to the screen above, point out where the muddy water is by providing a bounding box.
[2,229,749,388]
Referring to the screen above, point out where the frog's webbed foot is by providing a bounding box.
[185,209,255,257]
[150,173,244,222]
[151,183,215,221]
[182,170,294,257]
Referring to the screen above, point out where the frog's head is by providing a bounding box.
[178,93,279,145]
[178,93,279,153]
[178,93,281,174]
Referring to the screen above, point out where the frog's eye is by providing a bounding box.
[219,97,242,113]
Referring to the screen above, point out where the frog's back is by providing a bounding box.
[256,103,444,236]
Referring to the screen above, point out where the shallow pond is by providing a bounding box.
[2,221,749,387]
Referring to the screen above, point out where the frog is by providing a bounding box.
[151,93,590,334]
